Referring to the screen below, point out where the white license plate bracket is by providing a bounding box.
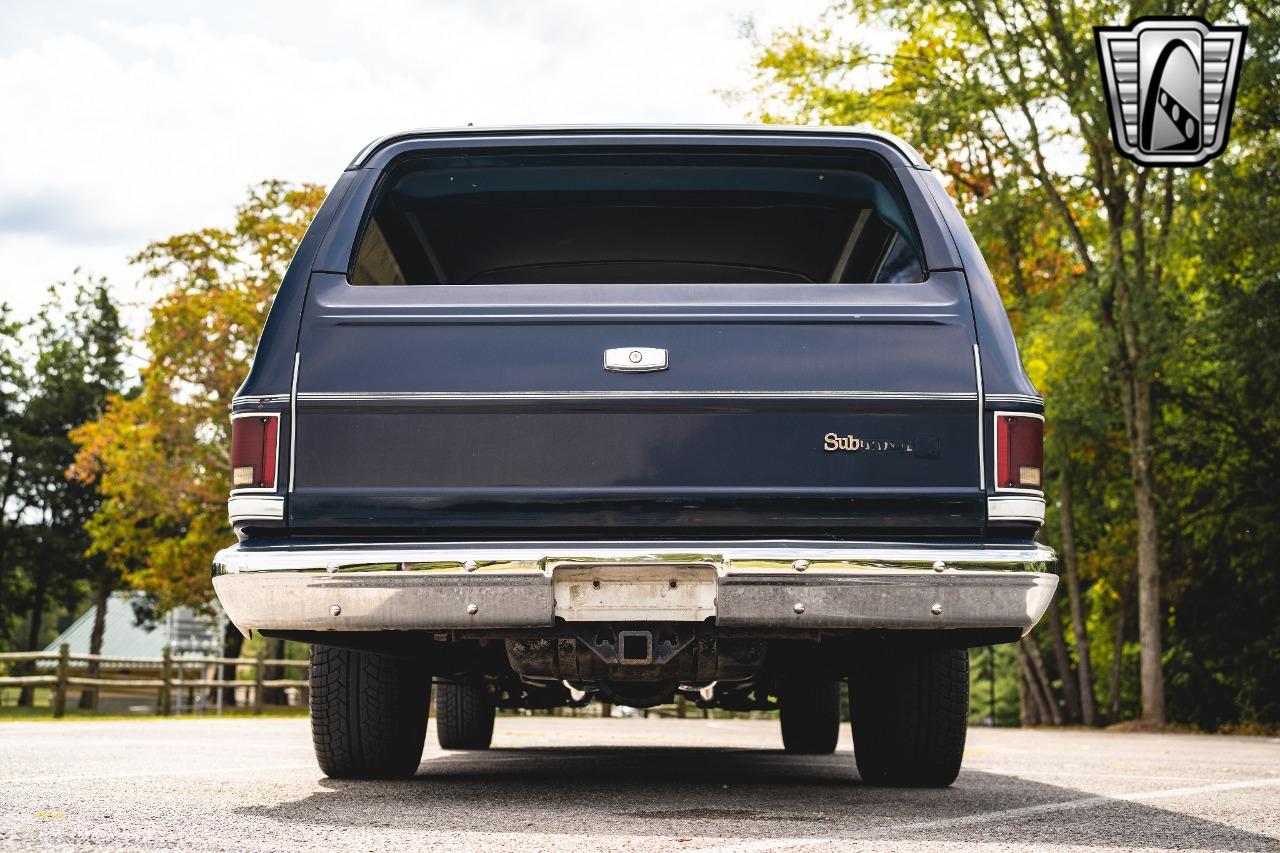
[551,563,717,622]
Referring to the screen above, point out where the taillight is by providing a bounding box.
[995,413,1043,490]
[230,415,279,490]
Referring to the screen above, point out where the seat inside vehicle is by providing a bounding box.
[350,151,927,286]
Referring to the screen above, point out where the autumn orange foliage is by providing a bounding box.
[70,181,325,612]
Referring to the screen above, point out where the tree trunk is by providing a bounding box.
[78,574,112,710]
[1112,331,1164,727]
[1020,636,1064,725]
[262,637,285,705]
[1126,171,1165,727]
[0,454,21,601]
[18,575,50,707]
[1109,576,1130,721]
[985,645,998,725]
[1059,476,1098,725]
[1130,373,1164,726]
[1017,659,1033,726]
[220,622,244,706]
[1044,592,1082,723]
[1103,173,1164,728]
[1016,644,1048,726]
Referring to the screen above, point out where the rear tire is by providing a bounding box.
[435,681,496,750]
[780,679,841,754]
[849,647,968,787]
[309,644,431,779]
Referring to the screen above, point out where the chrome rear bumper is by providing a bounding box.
[211,540,1057,636]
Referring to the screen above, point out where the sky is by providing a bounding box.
[0,0,836,326]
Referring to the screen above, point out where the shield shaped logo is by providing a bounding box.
[1095,17,1247,166]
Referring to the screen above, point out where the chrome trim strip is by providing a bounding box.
[288,352,299,493]
[295,390,979,403]
[974,344,985,490]
[994,486,1045,497]
[986,393,1045,407]
[988,495,1046,523]
[212,540,1055,577]
[227,496,285,523]
[232,394,291,406]
[319,312,958,322]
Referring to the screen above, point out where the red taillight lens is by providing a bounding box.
[230,416,278,490]
[995,413,1043,490]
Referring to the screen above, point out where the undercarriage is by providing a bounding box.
[265,620,1018,713]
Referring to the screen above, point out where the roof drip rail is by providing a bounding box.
[346,125,930,171]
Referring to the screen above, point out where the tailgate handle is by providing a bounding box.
[604,347,668,373]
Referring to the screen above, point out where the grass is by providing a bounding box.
[0,704,307,721]
[0,684,308,721]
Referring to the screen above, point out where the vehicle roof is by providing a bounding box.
[347,124,930,171]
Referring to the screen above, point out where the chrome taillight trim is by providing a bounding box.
[227,495,285,523]
[992,410,1046,496]
[988,495,1046,523]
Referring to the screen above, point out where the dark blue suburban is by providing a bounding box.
[213,127,1055,785]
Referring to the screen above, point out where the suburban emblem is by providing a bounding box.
[825,433,865,452]
[824,434,913,453]
[1094,17,1247,167]
[824,433,941,457]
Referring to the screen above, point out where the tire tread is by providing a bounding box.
[435,681,495,750]
[310,644,430,779]
[849,647,968,787]
[780,679,841,754]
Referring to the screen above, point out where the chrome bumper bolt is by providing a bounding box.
[933,560,946,572]
[793,559,809,571]
[466,603,479,615]
[329,604,341,617]
[930,603,943,616]
[463,559,477,572]
[793,602,806,614]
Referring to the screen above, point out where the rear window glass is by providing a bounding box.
[350,150,926,285]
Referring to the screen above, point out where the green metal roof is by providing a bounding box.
[43,593,219,660]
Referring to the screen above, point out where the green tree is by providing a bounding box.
[71,181,325,684]
[1155,126,1280,728]
[0,278,125,704]
[745,1,1275,726]
[0,302,30,646]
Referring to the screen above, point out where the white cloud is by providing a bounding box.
[0,0,830,324]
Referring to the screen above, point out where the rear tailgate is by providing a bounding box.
[290,273,982,536]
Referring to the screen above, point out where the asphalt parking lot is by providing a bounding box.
[1,716,1278,852]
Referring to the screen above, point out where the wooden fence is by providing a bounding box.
[0,644,309,717]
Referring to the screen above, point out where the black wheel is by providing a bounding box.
[780,679,841,754]
[849,647,969,787]
[435,680,496,750]
[309,644,431,779]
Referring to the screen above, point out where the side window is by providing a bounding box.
[352,219,406,286]
[349,150,927,286]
